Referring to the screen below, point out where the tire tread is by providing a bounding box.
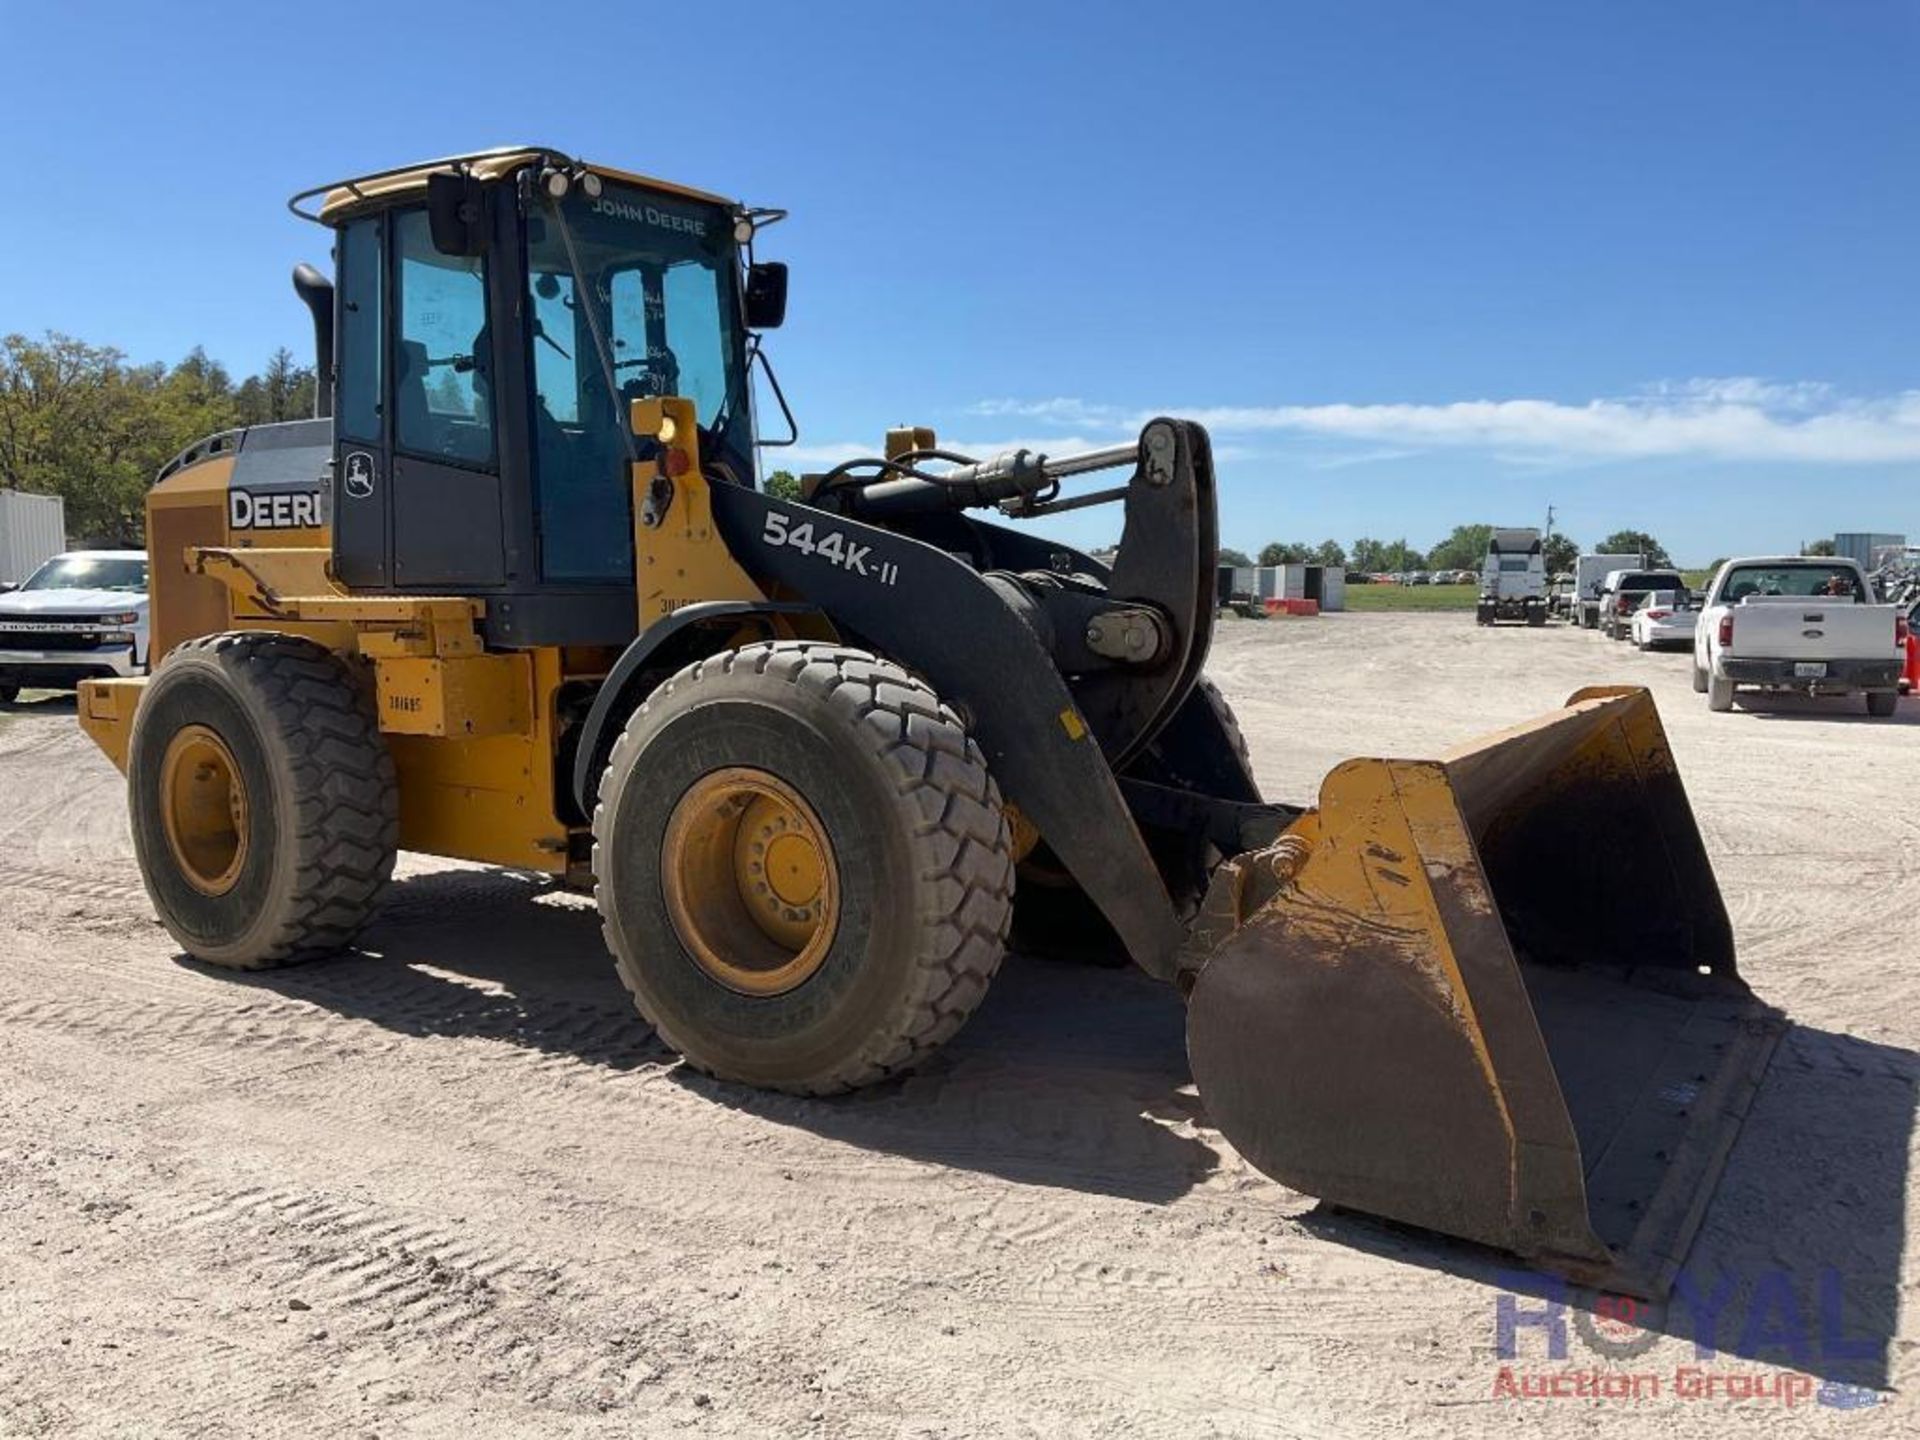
[146,632,397,968]
[591,642,1014,1094]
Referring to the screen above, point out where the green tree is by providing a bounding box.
[234,347,316,425]
[1801,538,1837,556]
[1217,546,1254,568]
[0,333,346,546]
[0,332,268,544]
[1425,522,1495,572]
[1258,540,1313,565]
[1598,529,1672,567]
[1355,537,1421,572]
[1543,533,1580,574]
[1311,539,1346,568]
[763,469,802,501]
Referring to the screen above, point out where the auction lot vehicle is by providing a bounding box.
[1903,598,1919,695]
[1474,528,1546,626]
[74,147,1781,1294]
[1599,567,1687,640]
[1546,572,1574,620]
[1628,589,1697,650]
[0,550,149,701]
[1693,556,1905,716]
[1570,552,1643,628]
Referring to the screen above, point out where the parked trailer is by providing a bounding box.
[0,492,68,587]
[1570,552,1645,628]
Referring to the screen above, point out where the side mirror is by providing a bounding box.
[427,171,489,257]
[744,261,788,329]
[0,582,16,594]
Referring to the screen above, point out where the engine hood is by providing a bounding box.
[0,589,148,616]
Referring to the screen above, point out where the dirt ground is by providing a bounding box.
[1,612,1914,1437]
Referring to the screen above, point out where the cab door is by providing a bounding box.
[332,208,507,591]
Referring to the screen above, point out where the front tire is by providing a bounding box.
[592,643,1014,1094]
[127,632,397,968]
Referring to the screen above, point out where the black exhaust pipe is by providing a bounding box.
[292,263,335,420]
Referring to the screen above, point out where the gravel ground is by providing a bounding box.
[0,612,1913,1437]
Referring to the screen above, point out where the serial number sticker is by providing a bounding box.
[762,513,897,586]
[1793,662,1827,678]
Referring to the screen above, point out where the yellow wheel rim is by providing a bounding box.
[159,724,249,896]
[661,767,839,996]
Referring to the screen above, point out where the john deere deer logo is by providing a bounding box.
[344,451,376,500]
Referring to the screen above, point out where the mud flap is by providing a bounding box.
[1185,687,1784,1296]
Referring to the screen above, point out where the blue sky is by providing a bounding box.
[1,1,1914,564]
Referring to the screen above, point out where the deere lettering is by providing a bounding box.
[229,488,322,531]
[589,197,707,237]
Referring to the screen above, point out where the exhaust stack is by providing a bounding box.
[292,263,334,419]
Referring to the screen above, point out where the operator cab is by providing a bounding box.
[289,147,788,646]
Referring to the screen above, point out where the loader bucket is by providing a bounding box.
[1186,687,1783,1296]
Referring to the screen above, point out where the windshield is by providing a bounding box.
[1722,564,1864,602]
[21,555,148,593]
[525,179,749,583]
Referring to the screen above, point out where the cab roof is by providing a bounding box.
[290,145,740,226]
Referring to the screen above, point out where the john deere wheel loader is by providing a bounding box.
[78,147,1782,1295]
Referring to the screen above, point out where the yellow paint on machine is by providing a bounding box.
[386,647,572,873]
[78,677,145,771]
[375,653,530,739]
[631,397,766,626]
[318,150,739,225]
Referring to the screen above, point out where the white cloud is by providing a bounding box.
[777,434,1112,469]
[1158,381,1920,464]
[966,397,1124,429]
[803,378,1920,475]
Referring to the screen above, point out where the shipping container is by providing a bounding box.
[1231,565,1284,600]
[1834,532,1906,570]
[0,491,68,586]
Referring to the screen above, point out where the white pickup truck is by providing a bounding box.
[1693,555,1907,716]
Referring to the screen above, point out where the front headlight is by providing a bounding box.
[101,611,141,625]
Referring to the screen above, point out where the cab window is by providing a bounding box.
[393,210,495,468]
[336,217,383,442]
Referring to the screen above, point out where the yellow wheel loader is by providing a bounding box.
[78,147,1781,1295]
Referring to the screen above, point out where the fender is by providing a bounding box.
[707,483,1189,980]
[570,598,820,816]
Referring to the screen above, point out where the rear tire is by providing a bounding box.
[592,642,1014,1094]
[1707,674,1735,712]
[127,632,397,968]
[1867,690,1899,718]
